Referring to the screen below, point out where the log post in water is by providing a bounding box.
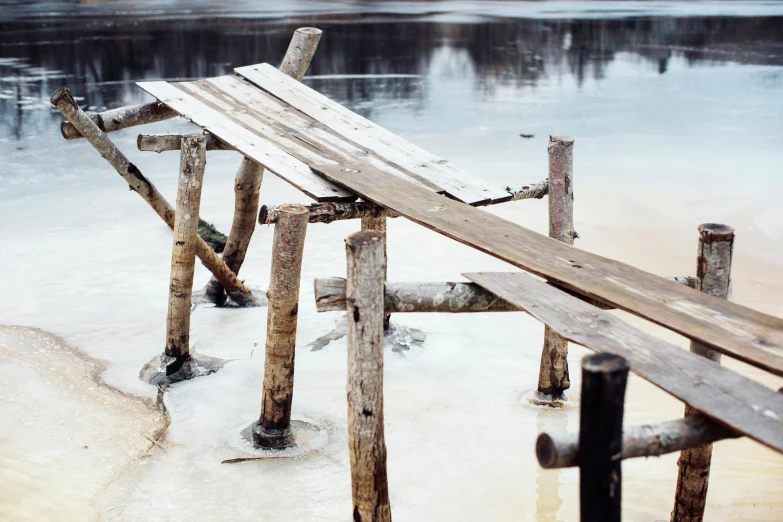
[579,353,628,522]
[163,135,207,374]
[536,135,576,402]
[361,215,390,329]
[206,27,323,304]
[536,415,738,469]
[50,88,254,304]
[252,204,309,449]
[60,101,178,140]
[345,231,392,522]
[672,223,735,522]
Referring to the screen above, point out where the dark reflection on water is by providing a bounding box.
[1,13,782,142]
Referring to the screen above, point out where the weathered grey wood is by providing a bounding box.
[672,223,735,522]
[260,202,400,225]
[313,277,702,314]
[237,63,510,205]
[361,215,390,329]
[61,101,178,140]
[254,204,309,449]
[579,353,628,522]
[50,88,254,303]
[537,415,738,469]
[537,135,576,401]
[464,271,783,454]
[345,231,392,522]
[207,29,323,304]
[164,135,207,374]
[137,133,231,152]
[506,179,548,201]
[136,81,354,202]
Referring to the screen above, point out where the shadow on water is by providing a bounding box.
[1,6,782,143]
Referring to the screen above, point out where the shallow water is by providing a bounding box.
[1,1,783,520]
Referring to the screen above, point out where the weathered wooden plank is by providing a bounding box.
[236,63,510,205]
[464,271,783,454]
[135,81,354,202]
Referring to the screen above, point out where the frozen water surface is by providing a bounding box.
[1,1,783,520]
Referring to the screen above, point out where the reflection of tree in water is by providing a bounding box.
[0,15,781,139]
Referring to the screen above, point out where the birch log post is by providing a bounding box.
[536,135,576,402]
[61,101,178,140]
[206,27,323,304]
[252,204,309,448]
[345,231,392,522]
[361,215,390,329]
[672,223,735,522]
[580,353,628,522]
[163,135,207,374]
[50,88,254,304]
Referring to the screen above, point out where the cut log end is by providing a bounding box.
[347,230,383,247]
[698,223,735,243]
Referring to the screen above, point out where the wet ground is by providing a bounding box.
[1,1,783,520]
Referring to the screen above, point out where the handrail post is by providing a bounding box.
[672,223,735,521]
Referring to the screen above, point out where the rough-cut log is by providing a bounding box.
[50,88,254,304]
[361,215,390,329]
[137,133,231,152]
[313,277,694,314]
[579,353,628,522]
[164,135,207,374]
[505,179,549,201]
[535,136,576,401]
[209,27,323,304]
[537,415,738,469]
[61,101,178,140]
[672,223,735,522]
[345,231,392,522]
[259,202,400,225]
[253,204,309,449]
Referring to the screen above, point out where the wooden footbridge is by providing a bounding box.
[53,27,782,522]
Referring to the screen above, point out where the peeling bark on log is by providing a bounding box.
[137,133,231,152]
[260,201,400,225]
[255,204,309,449]
[537,415,738,469]
[164,135,207,374]
[505,179,549,201]
[672,223,735,522]
[61,101,178,140]
[579,353,628,522]
[50,88,254,303]
[345,231,392,522]
[537,135,576,401]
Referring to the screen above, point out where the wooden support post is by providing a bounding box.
[50,88,254,304]
[345,231,392,522]
[206,27,323,304]
[536,135,576,402]
[579,353,629,522]
[536,415,738,469]
[672,223,735,522]
[61,101,178,140]
[163,135,207,374]
[252,204,309,448]
[361,215,390,330]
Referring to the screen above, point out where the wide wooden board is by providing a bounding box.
[237,63,511,206]
[464,271,783,454]
[136,81,355,202]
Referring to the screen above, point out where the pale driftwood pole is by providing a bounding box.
[345,231,392,522]
[164,135,207,374]
[50,88,254,304]
[580,353,628,522]
[536,135,576,402]
[61,101,178,140]
[206,27,323,304]
[252,204,309,448]
[361,215,390,329]
[672,223,735,522]
[536,415,738,469]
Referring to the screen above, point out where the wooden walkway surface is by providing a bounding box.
[138,64,783,378]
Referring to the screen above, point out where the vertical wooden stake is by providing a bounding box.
[253,204,309,448]
[165,135,207,375]
[361,215,390,330]
[579,353,629,522]
[206,27,323,304]
[346,230,392,522]
[672,223,734,522]
[537,135,575,400]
